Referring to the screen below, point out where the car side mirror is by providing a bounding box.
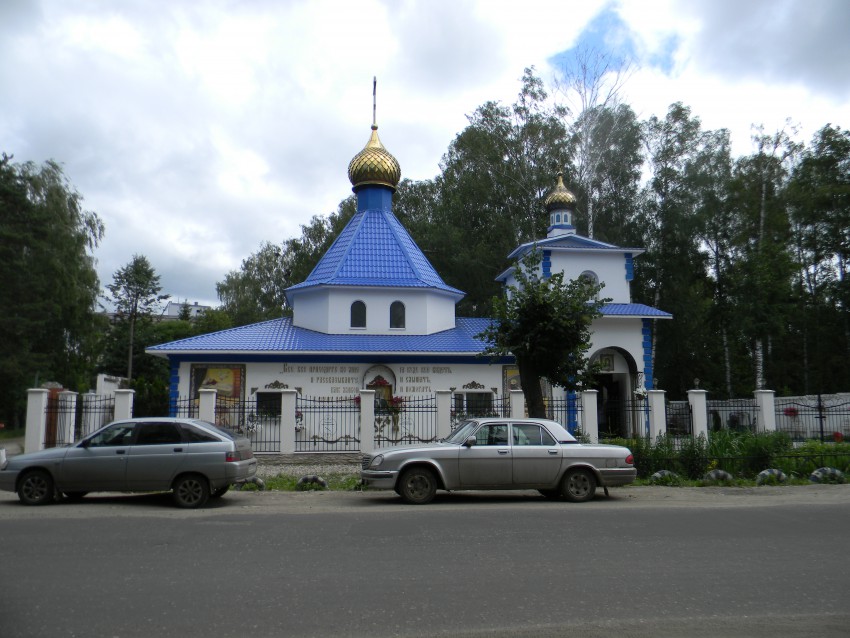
[464,436,476,447]
[79,439,91,449]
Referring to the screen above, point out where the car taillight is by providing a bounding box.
[226,451,242,462]
[625,454,634,465]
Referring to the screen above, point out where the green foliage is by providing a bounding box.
[480,249,606,417]
[261,472,361,491]
[216,198,357,326]
[130,375,170,418]
[105,254,169,379]
[618,431,813,480]
[0,155,103,427]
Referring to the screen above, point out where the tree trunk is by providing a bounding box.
[754,338,764,390]
[721,326,732,399]
[518,357,546,418]
[126,315,135,380]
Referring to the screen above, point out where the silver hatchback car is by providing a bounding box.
[362,418,636,504]
[0,418,257,508]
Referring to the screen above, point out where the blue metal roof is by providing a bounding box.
[147,307,670,358]
[286,208,464,299]
[507,234,644,260]
[147,317,495,355]
[601,303,672,318]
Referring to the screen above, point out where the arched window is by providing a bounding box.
[390,301,405,329]
[580,271,598,286]
[350,301,366,328]
[580,271,599,298]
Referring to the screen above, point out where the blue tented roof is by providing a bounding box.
[285,208,464,299]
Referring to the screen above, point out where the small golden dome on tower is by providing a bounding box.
[544,172,576,211]
[348,124,401,191]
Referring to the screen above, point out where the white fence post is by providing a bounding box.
[435,390,452,440]
[688,390,709,439]
[280,390,297,454]
[510,389,525,419]
[580,389,599,443]
[360,389,376,455]
[648,390,667,441]
[81,392,99,436]
[58,391,78,444]
[754,390,776,432]
[25,389,50,454]
[114,389,135,421]
[198,389,216,422]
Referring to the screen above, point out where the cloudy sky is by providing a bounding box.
[2,0,849,308]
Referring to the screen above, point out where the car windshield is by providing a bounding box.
[445,420,478,444]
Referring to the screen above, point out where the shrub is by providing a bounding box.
[679,434,710,479]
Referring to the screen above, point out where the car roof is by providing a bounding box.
[469,417,576,442]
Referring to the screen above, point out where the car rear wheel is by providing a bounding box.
[398,467,437,505]
[210,485,230,498]
[561,468,596,503]
[172,474,210,509]
[18,470,55,506]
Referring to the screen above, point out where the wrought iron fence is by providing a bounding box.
[707,399,758,433]
[600,399,649,439]
[450,394,510,429]
[170,397,199,419]
[77,394,115,439]
[375,395,437,448]
[547,394,583,434]
[233,396,281,453]
[666,401,692,436]
[775,397,850,442]
[42,393,116,448]
[296,395,360,452]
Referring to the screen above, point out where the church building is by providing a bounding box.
[147,116,670,432]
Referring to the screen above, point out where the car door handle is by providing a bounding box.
[548,449,558,455]
[497,449,509,455]
[173,448,183,452]
[115,450,125,455]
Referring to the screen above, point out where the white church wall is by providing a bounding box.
[548,251,631,302]
[294,288,457,335]
[588,317,645,375]
[291,291,330,332]
[175,360,509,402]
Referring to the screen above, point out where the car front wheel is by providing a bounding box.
[172,474,210,509]
[18,470,56,506]
[398,467,437,505]
[561,468,596,503]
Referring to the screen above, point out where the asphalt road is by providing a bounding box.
[1,485,849,638]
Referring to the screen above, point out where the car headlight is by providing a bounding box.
[369,454,384,468]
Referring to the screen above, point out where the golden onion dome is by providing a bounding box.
[348,124,401,191]
[544,172,577,211]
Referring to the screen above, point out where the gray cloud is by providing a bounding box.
[685,0,850,99]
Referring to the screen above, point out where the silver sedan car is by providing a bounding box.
[361,418,636,504]
[0,418,257,508]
